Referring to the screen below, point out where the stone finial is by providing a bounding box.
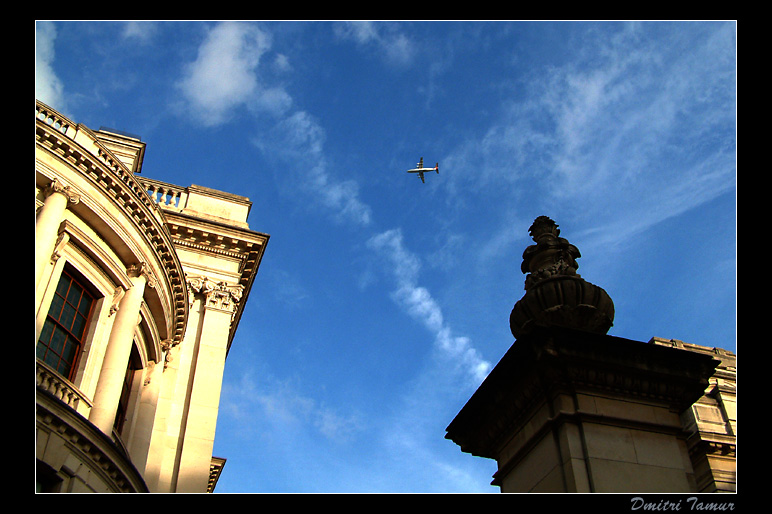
[510,216,614,338]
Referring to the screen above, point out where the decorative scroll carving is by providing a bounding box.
[51,231,70,265]
[161,339,175,370]
[109,287,125,317]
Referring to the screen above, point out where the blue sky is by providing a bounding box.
[36,20,736,493]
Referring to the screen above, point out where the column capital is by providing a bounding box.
[44,178,81,205]
[186,274,244,315]
[127,262,156,288]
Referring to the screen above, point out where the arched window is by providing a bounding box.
[37,268,95,380]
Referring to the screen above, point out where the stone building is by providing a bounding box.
[445,216,736,493]
[35,100,269,493]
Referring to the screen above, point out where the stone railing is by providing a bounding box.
[139,177,188,210]
[36,102,75,138]
[36,359,93,418]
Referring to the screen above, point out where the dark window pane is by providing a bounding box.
[61,338,77,363]
[48,294,64,318]
[71,314,86,339]
[55,359,69,377]
[49,326,66,354]
[38,321,54,346]
[55,277,70,297]
[60,304,76,330]
[77,295,92,316]
[66,281,83,305]
[43,352,60,370]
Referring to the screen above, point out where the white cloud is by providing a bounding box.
[178,21,291,126]
[35,21,66,111]
[180,23,370,226]
[367,229,490,384]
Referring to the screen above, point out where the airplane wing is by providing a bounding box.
[419,172,425,183]
[418,157,423,168]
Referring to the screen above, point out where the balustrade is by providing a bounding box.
[36,103,73,137]
[140,178,187,209]
[36,360,92,418]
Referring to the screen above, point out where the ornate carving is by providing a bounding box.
[36,102,188,346]
[45,178,81,205]
[109,287,125,317]
[521,216,581,289]
[186,274,244,316]
[127,262,156,288]
[510,217,614,338]
[161,339,175,370]
[51,231,70,264]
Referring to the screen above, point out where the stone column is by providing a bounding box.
[89,264,150,435]
[175,276,242,493]
[35,179,79,290]
[127,355,165,475]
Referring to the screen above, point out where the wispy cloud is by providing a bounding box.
[223,369,363,444]
[333,21,415,67]
[444,22,736,259]
[177,22,372,227]
[121,21,159,44]
[367,229,491,385]
[255,110,373,227]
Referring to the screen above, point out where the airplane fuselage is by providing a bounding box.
[406,159,439,183]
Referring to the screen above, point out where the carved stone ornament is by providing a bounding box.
[510,216,614,338]
[127,262,156,289]
[45,178,81,205]
[186,275,244,315]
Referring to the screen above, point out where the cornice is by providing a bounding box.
[446,327,719,460]
[160,207,269,352]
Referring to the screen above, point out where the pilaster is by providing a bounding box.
[174,275,242,493]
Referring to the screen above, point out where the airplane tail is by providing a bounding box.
[435,163,439,173]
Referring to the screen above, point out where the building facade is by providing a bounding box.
[35,100,269,493]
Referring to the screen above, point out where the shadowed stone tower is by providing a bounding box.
[445,216,721,493]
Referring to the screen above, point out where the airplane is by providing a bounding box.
[407,157,439,183]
